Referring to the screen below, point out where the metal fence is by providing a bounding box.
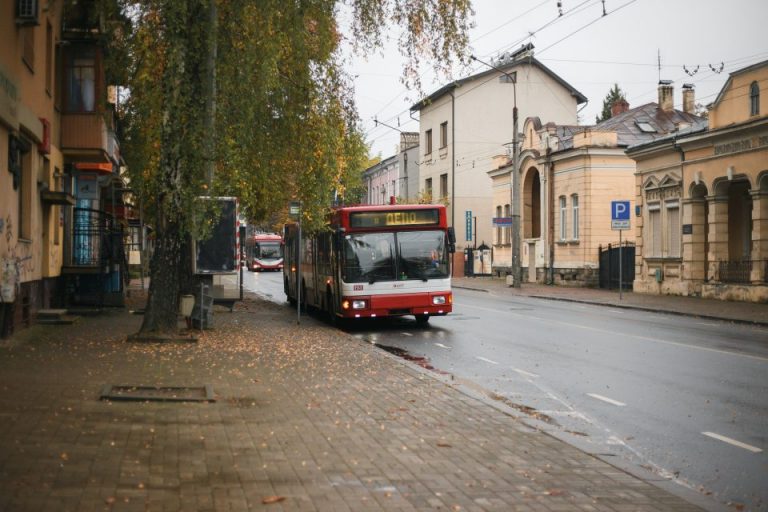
[718,260,768,284]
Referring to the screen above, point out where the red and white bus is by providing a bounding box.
[283,204,455,324]
[244,233,284,272]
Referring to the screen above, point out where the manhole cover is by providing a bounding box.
[100,385,215,402]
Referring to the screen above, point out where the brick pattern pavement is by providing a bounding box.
[0,295,707,511]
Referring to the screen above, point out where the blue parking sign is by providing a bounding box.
[611,201,630,230]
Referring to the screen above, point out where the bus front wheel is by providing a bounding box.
[415,314,430,325]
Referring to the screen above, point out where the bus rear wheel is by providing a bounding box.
[415,314,430,325]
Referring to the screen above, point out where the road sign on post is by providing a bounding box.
[610,200,631,300]
[465,210,472,242]
[611,200,631,231]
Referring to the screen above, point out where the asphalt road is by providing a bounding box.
[243,270,768,512]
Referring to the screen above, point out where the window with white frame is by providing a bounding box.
[571,194,579,240]
[666,200,680,257]
[648,202,662,257]
[559,196,567,240]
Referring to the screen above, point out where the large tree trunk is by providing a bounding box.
[140,219,184,333]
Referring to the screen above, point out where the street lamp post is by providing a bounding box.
[470,55,521,287]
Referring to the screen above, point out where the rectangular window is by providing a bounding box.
[440,121,448,148]
[571,194,579,240]
[66,48,97,112]
[559,196,567,240]
[22,27,35,72]
[425,177,432,198]
[391,179,396,200]
[439,173,448,199]
[648,203,661,257]
[504,204,511,244]
[425,129,433,155]
[666,200,680,257]
[46,21,53,95]
[495,206,502,244]
[53,166,61,245]
[18,143,33,240]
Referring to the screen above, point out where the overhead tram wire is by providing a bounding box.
[365,0,598,143]
[365,0,643,151]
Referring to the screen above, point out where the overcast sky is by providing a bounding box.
[346,0,768,158]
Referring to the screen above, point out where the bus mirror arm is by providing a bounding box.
[447,227,456,245]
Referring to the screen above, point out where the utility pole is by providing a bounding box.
[470,55,520,287]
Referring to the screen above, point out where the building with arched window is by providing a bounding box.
[628,60,767,302]
[489,83,703,286]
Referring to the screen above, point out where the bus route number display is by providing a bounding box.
[350,209,440,228]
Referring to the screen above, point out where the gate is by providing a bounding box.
[599,242,635,289]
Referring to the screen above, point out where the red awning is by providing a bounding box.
[74,162,113,174]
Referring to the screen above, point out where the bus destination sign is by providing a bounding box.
[350,209,440,228]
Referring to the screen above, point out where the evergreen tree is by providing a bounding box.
[596,83,627,123]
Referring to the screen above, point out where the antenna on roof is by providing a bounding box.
[657,49,661,82]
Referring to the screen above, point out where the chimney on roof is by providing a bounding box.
[658,80,674,112]
[611,99,630,117]
[682,83,695,114]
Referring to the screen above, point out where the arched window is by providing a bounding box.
[750,81,760,116]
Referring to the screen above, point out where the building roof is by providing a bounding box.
[410,45,587,112]
[709,59,768,109]
[555,103,707,152]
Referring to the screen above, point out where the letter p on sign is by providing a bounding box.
[611,200,630,230]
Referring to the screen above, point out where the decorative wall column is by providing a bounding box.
[682,197,707,282]
[749,189,767,282]
[707,195,729,281]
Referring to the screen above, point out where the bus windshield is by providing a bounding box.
[257,242,282,259]
[342,230,449,283]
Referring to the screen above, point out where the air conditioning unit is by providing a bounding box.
[16,0,39,26]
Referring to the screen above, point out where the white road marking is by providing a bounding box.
[434,343,451,349]
[460,302,768,363]
[701,432,763,453]
[401,332,413,337]
[476,356,499,365]
[586,393,626,407]
[513,368,540,378]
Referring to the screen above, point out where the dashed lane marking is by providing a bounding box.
[586,393,626,407]
[401,332,413,337]
[702,432,763,453]
[434,343,451,349]
[513,368,540,378]
[476,356,500,365]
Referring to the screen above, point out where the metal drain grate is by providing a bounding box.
[100,385,215,402]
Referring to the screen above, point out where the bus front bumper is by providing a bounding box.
[340,292,452,318]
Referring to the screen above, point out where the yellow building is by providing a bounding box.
[629,60,768,302]
[1,0,67,336]
[2,1,130,338]
[490,83,703,286]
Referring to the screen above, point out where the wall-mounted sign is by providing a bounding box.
[76,174,99,200]
[682,224,693,235]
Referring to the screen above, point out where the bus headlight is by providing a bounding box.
[432,295,446,305]
[352,300,367,310]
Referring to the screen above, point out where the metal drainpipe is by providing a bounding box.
[450,88,456,276]
[546,148,555,284]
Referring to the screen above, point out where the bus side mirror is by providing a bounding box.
[447,227,456,253]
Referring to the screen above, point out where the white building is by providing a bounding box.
[362,132,420,204]
[410,44,587,254]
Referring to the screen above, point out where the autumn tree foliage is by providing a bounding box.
[113,0,473,334]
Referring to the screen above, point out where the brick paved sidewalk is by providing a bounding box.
[454,276,768,327]
[0,292,710,511]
